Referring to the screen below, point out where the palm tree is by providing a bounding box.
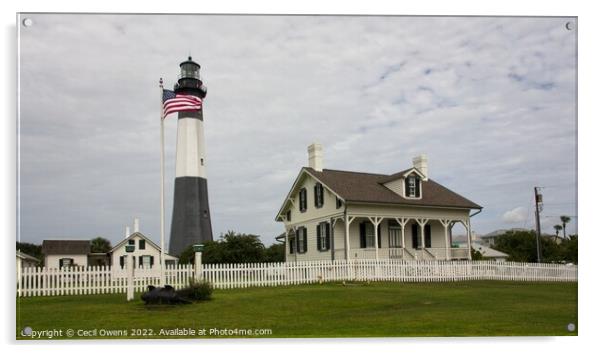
[560,215,571,239]
[553,224,563,242]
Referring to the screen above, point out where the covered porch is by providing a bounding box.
[332,215,473,261]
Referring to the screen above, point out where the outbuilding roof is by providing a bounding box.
[42,240,90,255]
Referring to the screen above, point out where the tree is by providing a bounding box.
[560,215,571,239]
[553,224,563,241]
[90,237,111,253]
[16,242,43,262]
[562,234,578,264]
[492,230,565,263]
[179,231,267,264]
[265,243,285,262]
[471,248,484,260]
[178,245,195,264]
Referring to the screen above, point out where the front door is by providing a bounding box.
[388,224,401,248]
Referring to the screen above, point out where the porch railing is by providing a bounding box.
[348,247,470,260]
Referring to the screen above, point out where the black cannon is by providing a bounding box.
[141,285,191,305]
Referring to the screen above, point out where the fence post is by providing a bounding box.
[193,244,204,282]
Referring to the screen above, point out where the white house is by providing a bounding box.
[41,226,178,269]
[275,143,482,262]
[471,243,509,262]
[16,250,39,270]
[111,232,179,270]
[42,240,93,268]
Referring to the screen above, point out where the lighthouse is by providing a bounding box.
[168,57,213,256]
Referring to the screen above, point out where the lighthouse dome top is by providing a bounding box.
[179,56,200,68]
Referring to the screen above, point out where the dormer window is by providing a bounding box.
[408,177,416,197]
[405,174,421,198]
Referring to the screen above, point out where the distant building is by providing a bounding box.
[16,250,39,270]
[471,243,509,262]
[42,240,98,268]
[41,232,178,269]
[480,228,529,246]
[111,232,179,270]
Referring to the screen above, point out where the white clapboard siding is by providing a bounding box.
[16,260,577,297]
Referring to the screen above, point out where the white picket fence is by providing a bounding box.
[16,260,577,297]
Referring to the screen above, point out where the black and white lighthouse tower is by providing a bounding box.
[169,57,213,256]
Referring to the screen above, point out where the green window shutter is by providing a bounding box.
[150,256,154,267]
[425,224,431,248]
[303,228,308,253]
[59,258,63,268]
[296,229,300,253]
[325,222,331,250]
[377,223,382,247]
[289,236,294,254]
[314,184,318,207]
[412,224,418,249]
[139,256,143,267]
[360,222,366,248]
[416,179,421,198]
[119,256,124,268]
[405,177,411,197]
[316,224,322,250]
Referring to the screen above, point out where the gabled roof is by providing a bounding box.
[472,244,509,258]
[42,240,91,255]
[111,232,178,259]
[303,167,482,209]
[17,250,40,262]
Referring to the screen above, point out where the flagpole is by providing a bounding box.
[159,78,166,287]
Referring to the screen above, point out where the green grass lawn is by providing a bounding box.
[16,281,577,339]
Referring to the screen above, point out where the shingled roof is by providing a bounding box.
[303,167,481,209]
[42,240,91,255]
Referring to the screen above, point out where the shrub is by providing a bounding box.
[177,278,213,301]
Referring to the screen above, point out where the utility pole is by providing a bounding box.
[534,187,543,263]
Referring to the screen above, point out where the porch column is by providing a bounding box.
[345,216,355,260]
[368,216,383,260]
[466,218,473,260]
[439,219,451,260]
[395,217,409,259]
[416,218,428,249]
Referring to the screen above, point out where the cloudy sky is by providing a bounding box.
[18,14,577,247]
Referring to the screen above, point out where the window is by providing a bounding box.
[336,198,343,209]
[139,239,146,250]
[59,258,73,268]
[314,183,324,208]
[128,239,135,246]
[360,222,379,248]
[299,188,307,212]
[316,222,330,251]
[140,255,152,269]
[296,227,307,253]
[408,176,416,197]
[288,235,296,254]
[388,221,402,248]
[405,175,421,198]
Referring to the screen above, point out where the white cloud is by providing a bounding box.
[502,207,529,224]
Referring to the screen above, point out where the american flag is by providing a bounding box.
[162,89,203,118]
